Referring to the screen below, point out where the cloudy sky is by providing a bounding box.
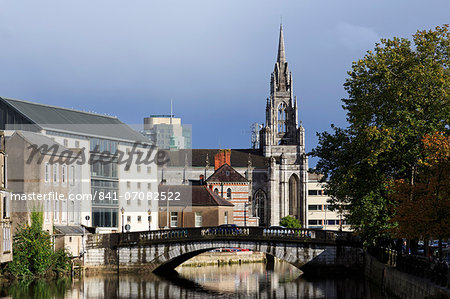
[0,0,448,165]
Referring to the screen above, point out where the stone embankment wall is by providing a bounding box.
[364,252,450,299]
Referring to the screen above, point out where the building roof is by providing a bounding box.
[0,97,148,143]
[164,149,268,168]
[12,130,72,155]
[158,185,234,207]
[54,225,85,236]
[206,163,248,183]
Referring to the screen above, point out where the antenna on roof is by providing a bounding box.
[170,99,173,125]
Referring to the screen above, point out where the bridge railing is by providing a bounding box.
[116,226,359,246]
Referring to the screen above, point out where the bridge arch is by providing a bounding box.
[84,228,362,274]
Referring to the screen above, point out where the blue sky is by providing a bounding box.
[0,0,448,166]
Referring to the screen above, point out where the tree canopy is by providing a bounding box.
[311,25,449,244]
[280,215,302,229]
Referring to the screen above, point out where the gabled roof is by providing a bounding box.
[158,185,234,207]
[0,97,148,143]
[11,130,72,155]
[206,163,248,183]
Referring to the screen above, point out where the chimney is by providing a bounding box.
[214,149,231,170]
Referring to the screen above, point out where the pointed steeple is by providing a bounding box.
[277,24,286,63]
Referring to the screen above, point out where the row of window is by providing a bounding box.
[308,219,347,226]
[124,165,152,173]
[308,204,348,211]
[126,215,152,224]
[308,190,324,196]
[213,188,232,199]
[44,199,80,223]
[44,164,76,185]
[126,181,153,190]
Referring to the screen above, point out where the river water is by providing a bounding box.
[0,260,389,298]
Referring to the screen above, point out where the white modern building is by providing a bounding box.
[307,172,350,231]
[0,97,159,233]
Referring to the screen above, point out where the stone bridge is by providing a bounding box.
[84,227,363,274]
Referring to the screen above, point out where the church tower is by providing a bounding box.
[259,25,308,227]
[261,25,305,154]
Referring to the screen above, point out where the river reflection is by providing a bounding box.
[0,260,388,298]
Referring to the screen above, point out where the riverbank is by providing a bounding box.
[364,252,450,299]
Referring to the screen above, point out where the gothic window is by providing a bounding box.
[214,188,219,194]
[226,188,231,199]
[278,103,286,133]
[253,190,266,226]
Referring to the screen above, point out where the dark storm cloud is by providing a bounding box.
[0,0,448,165]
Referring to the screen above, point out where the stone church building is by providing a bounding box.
[160,25,308,227]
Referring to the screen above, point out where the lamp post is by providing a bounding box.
[121,207,125,233]
[147,209,151,231]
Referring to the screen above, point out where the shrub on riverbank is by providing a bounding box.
[5,211,72,281]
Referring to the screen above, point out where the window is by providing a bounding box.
[69,237,72,242]
[195,212,202,227]
[308,205,321,211]
[137,166,141,172]
[224,211,228,224]
[147,183,151,190]
[127,216,131,223]
[3,195,9,218]
[278,102,286,133]
[92,207,118,228]
[62,165,67,184]
[45,200,51,222]
[308,219,322,226]
[137,216,142,223]
[63,139,68,147]
[214,188,219,194]
[45,163,50,183]
[54,200,59,221]
[226,188,231,199]
[75,141,80,148]
[3,227,10,253]
[53,164,58,183]
[70,166,75,185]
[147,167,151,174]
[127,181,131,188]
[137,182,141,189]
[170,212,178,227]
[308,190,323,196]
[326,220,337,225]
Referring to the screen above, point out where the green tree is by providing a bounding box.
[280,216,302,229]
[6,211,72,281]
[311,25,450,244]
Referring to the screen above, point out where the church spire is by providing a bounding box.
[277,24,286,63]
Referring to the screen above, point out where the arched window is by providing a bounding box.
[278,103,286,133]
[214,188,219,194]
[289,174,300,219]
[253,190,266,226]
[226,188,232,199]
